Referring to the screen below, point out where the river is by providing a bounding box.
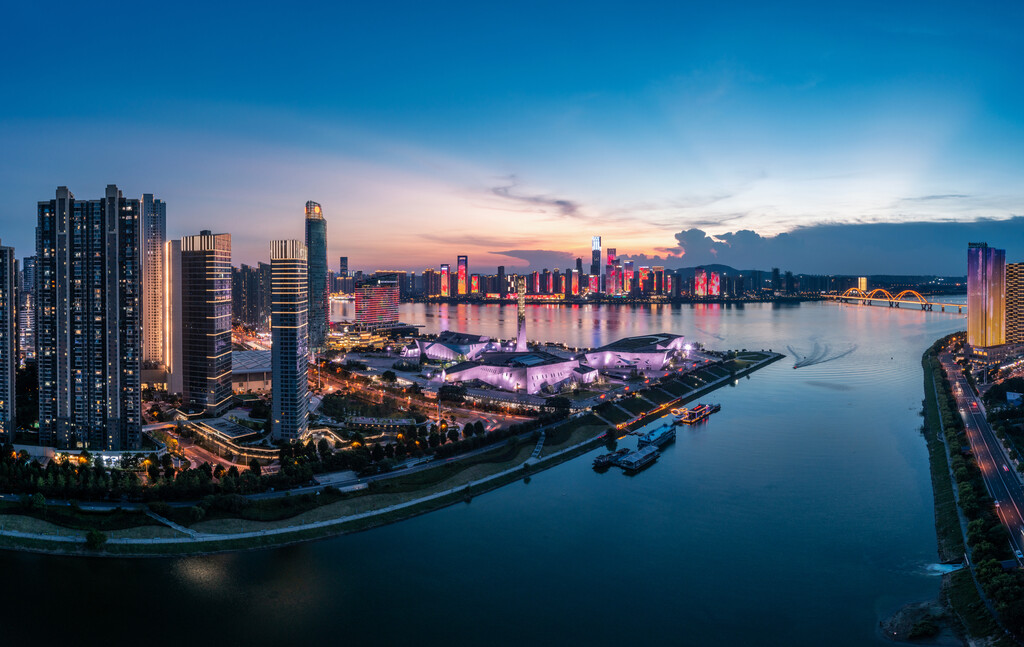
[0,300,967,646]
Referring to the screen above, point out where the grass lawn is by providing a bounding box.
[618,396,653,417]
[660,381,691,398]
[642,388,676,406]
[682,375,705,389]
[594,403,632,424]
[0,502,160,532]
[738,352,771,361]
[190,443,536,535]
[702,366,730,380]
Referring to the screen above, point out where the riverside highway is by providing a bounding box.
[940,349,1024,562]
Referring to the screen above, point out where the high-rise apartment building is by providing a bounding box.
[37,185,142,450]
[232,264,262,328]
[440,264,450,297]
[1004,262,1023,344]
[0,241,15,441]
[141,194,166,367]
[17,256,35,362]
[271,240,309,442]
[167,232,232,416]
[967,242,1005,348]
[305,201,328,350]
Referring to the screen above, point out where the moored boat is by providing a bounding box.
[614,445,660,471]
[638,425,676,449]
[592,447,629,469]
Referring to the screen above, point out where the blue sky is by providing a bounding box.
[2,0,1022,274]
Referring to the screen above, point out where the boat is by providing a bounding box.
[614,445,660,471]
[676,403,721,424]
[592,447,629,469]
[638,425,676,449]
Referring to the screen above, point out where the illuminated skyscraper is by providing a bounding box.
[1005,262,1023,344]
[0,240,14,441]
[516,277,527,352]
[457,255,468,295]
[709,272,720,297]
[271,240,309,442]
[355,284,400,329]
[695,268,707,297]
[338,256,348,277]
[440,264,450,297]
[606,248,617,294]
[36,185,142,450]
[591,236,602,285]
[166,231,232,416]
[623,261,634,294]
[17,256,35,362]
[967,243,1005,348]
[142,194,166,367]
[305,201,328,350]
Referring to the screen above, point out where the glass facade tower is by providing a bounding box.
[967,242,1005,348]
[271,240,309,442]
[304,201,328,350]
[180,231,232,416]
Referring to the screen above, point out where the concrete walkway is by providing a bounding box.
[145,511,198,538]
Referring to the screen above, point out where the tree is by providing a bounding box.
[547,396,571,411]
[381,370,397,383]
[85,530,107,551]
[447,428,459,443]
[248,459,262,477]
[370,443,385,462]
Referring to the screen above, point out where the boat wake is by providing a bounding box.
[694,326,725,341]
[788,342,858,369]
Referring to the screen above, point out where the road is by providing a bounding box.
[940,349,1024,561]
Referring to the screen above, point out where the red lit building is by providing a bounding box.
[355,284,400,329]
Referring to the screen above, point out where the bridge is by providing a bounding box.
[824,288,965,313]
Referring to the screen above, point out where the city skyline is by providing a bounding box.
[2,3,1024,274]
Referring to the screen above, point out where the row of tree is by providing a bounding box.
[927,335,1024,633]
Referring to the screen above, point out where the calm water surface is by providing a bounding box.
[0,301,967,646]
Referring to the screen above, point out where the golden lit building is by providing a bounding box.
[967,242,1005,348]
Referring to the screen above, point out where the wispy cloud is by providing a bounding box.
[489,175,583,218]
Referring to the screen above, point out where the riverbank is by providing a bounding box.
[0,351,783,557]
[895,337,1017,647]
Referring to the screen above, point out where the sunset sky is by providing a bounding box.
[2,0,1023,275]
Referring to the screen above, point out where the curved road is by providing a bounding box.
[940,348,1024,562]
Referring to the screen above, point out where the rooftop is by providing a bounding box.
[233,350,272,373]
[593,333,684,352]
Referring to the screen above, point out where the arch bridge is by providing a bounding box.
[825,288,964,313]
